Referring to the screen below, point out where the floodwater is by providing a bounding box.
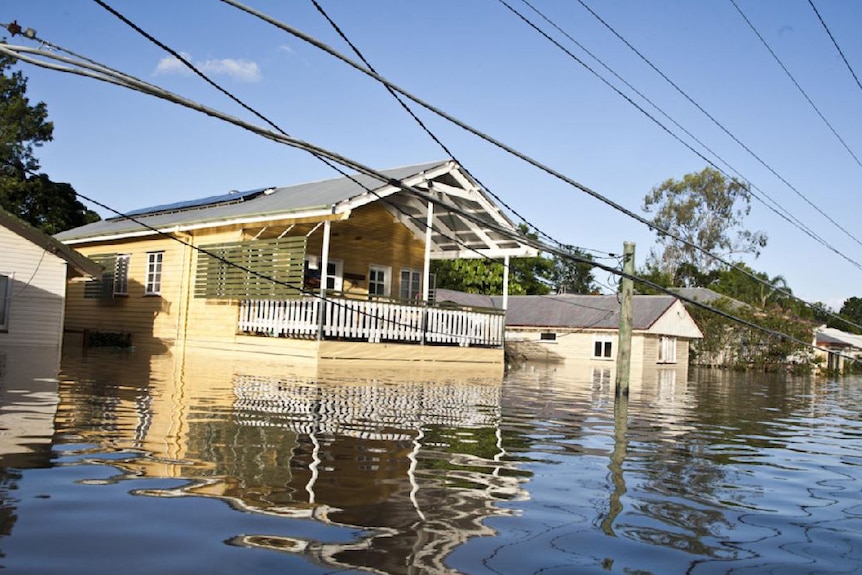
[0,344,860,574]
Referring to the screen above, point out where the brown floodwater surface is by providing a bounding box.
[0,343,858,574]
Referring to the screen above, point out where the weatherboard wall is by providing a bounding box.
[65,235,188,346]
[0,223,69,348]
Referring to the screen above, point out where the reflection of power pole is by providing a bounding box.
[615,242,634,396]
[601,392,629,536]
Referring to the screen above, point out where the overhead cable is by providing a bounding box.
[807,0,862,96]
[215,0,862,332]
[578,0,862,252]
[307,0,611,259]
[2,40,857,347]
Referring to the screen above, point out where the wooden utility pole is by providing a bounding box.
[615,242,635,396]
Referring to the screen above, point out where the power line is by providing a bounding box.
[727,0,862,239]
[0,40,855,354]
[86,0,536,292]
[211,0,862,333]
[498,0,862,304]
[0,42,519,341]
[308,0,612,260]
[578,0,862,252]
[512,0,838,272]
[807,0,862,96]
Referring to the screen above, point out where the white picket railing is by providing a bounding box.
[238,298,504,347]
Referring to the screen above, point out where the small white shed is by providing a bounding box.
[0,209,100,350]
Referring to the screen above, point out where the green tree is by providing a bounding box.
[431,225,552,295]
[711,263,791,310]
[643,167,766,285]
[0,53,99,233]
[550,245,597,294]
[827,297,862,334]
[633,263,673,295]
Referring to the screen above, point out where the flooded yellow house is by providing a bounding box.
[55,161,536,374]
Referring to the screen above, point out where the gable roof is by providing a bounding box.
[0,209,101,277]
[815,326,862,350]
[436,290,702,337]
[55,160,537,260]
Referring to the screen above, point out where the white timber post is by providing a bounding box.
[421,200,434,345]
[422,200,433,302]
[502,255,510,311]
[317,220,331,341]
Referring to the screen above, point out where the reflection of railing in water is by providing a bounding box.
[227,374,527,574]
[238,298,505,347]
[232,375,503,437]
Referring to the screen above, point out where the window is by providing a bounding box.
[368,264,391,297]
[304,256,343,292]
[592,336,614,359]
[658,336,677,363]
[325,259,343,291]
[114,254,130,296]
[0,273,11,332]
[539,332,557,341]
[399,268,422,300]
[145,251,164,295]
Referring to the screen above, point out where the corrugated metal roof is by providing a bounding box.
[435,290,678,330]
[815,327,862,349]
[56,161,449,242]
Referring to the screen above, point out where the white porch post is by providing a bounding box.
[422,200,434,302]
[502,254,510,310]
[318,220,332,341]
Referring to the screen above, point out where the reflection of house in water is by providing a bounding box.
[0,345,65,468]
[0,344,66,545]
[56,346,528,575]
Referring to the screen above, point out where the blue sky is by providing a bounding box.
[3,0,861,310]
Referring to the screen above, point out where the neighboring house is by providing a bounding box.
[0,210,102,352]
[0,208,101,351]
[54,160,536,373]
[813,326,862,373]
[436,290,703,380]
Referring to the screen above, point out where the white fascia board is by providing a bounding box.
[430,246,539,259]
[60,209,347,245]
[335,161,456,213]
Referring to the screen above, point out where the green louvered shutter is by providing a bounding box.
[194,237,306,300]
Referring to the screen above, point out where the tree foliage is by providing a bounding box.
[431,225,553,295]
[643,167,767,284]
[550,245,598,294]
[710,263,792,310]
[0,53,99,233]
[826,297,862,334]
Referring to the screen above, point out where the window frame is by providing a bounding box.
[0,272,12,332]
[368,264,391,298]
[658,335,677,364]
[113,254,130,296]
[592,335,614,360]
[145,251,164,296]
[399,268,422,301]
